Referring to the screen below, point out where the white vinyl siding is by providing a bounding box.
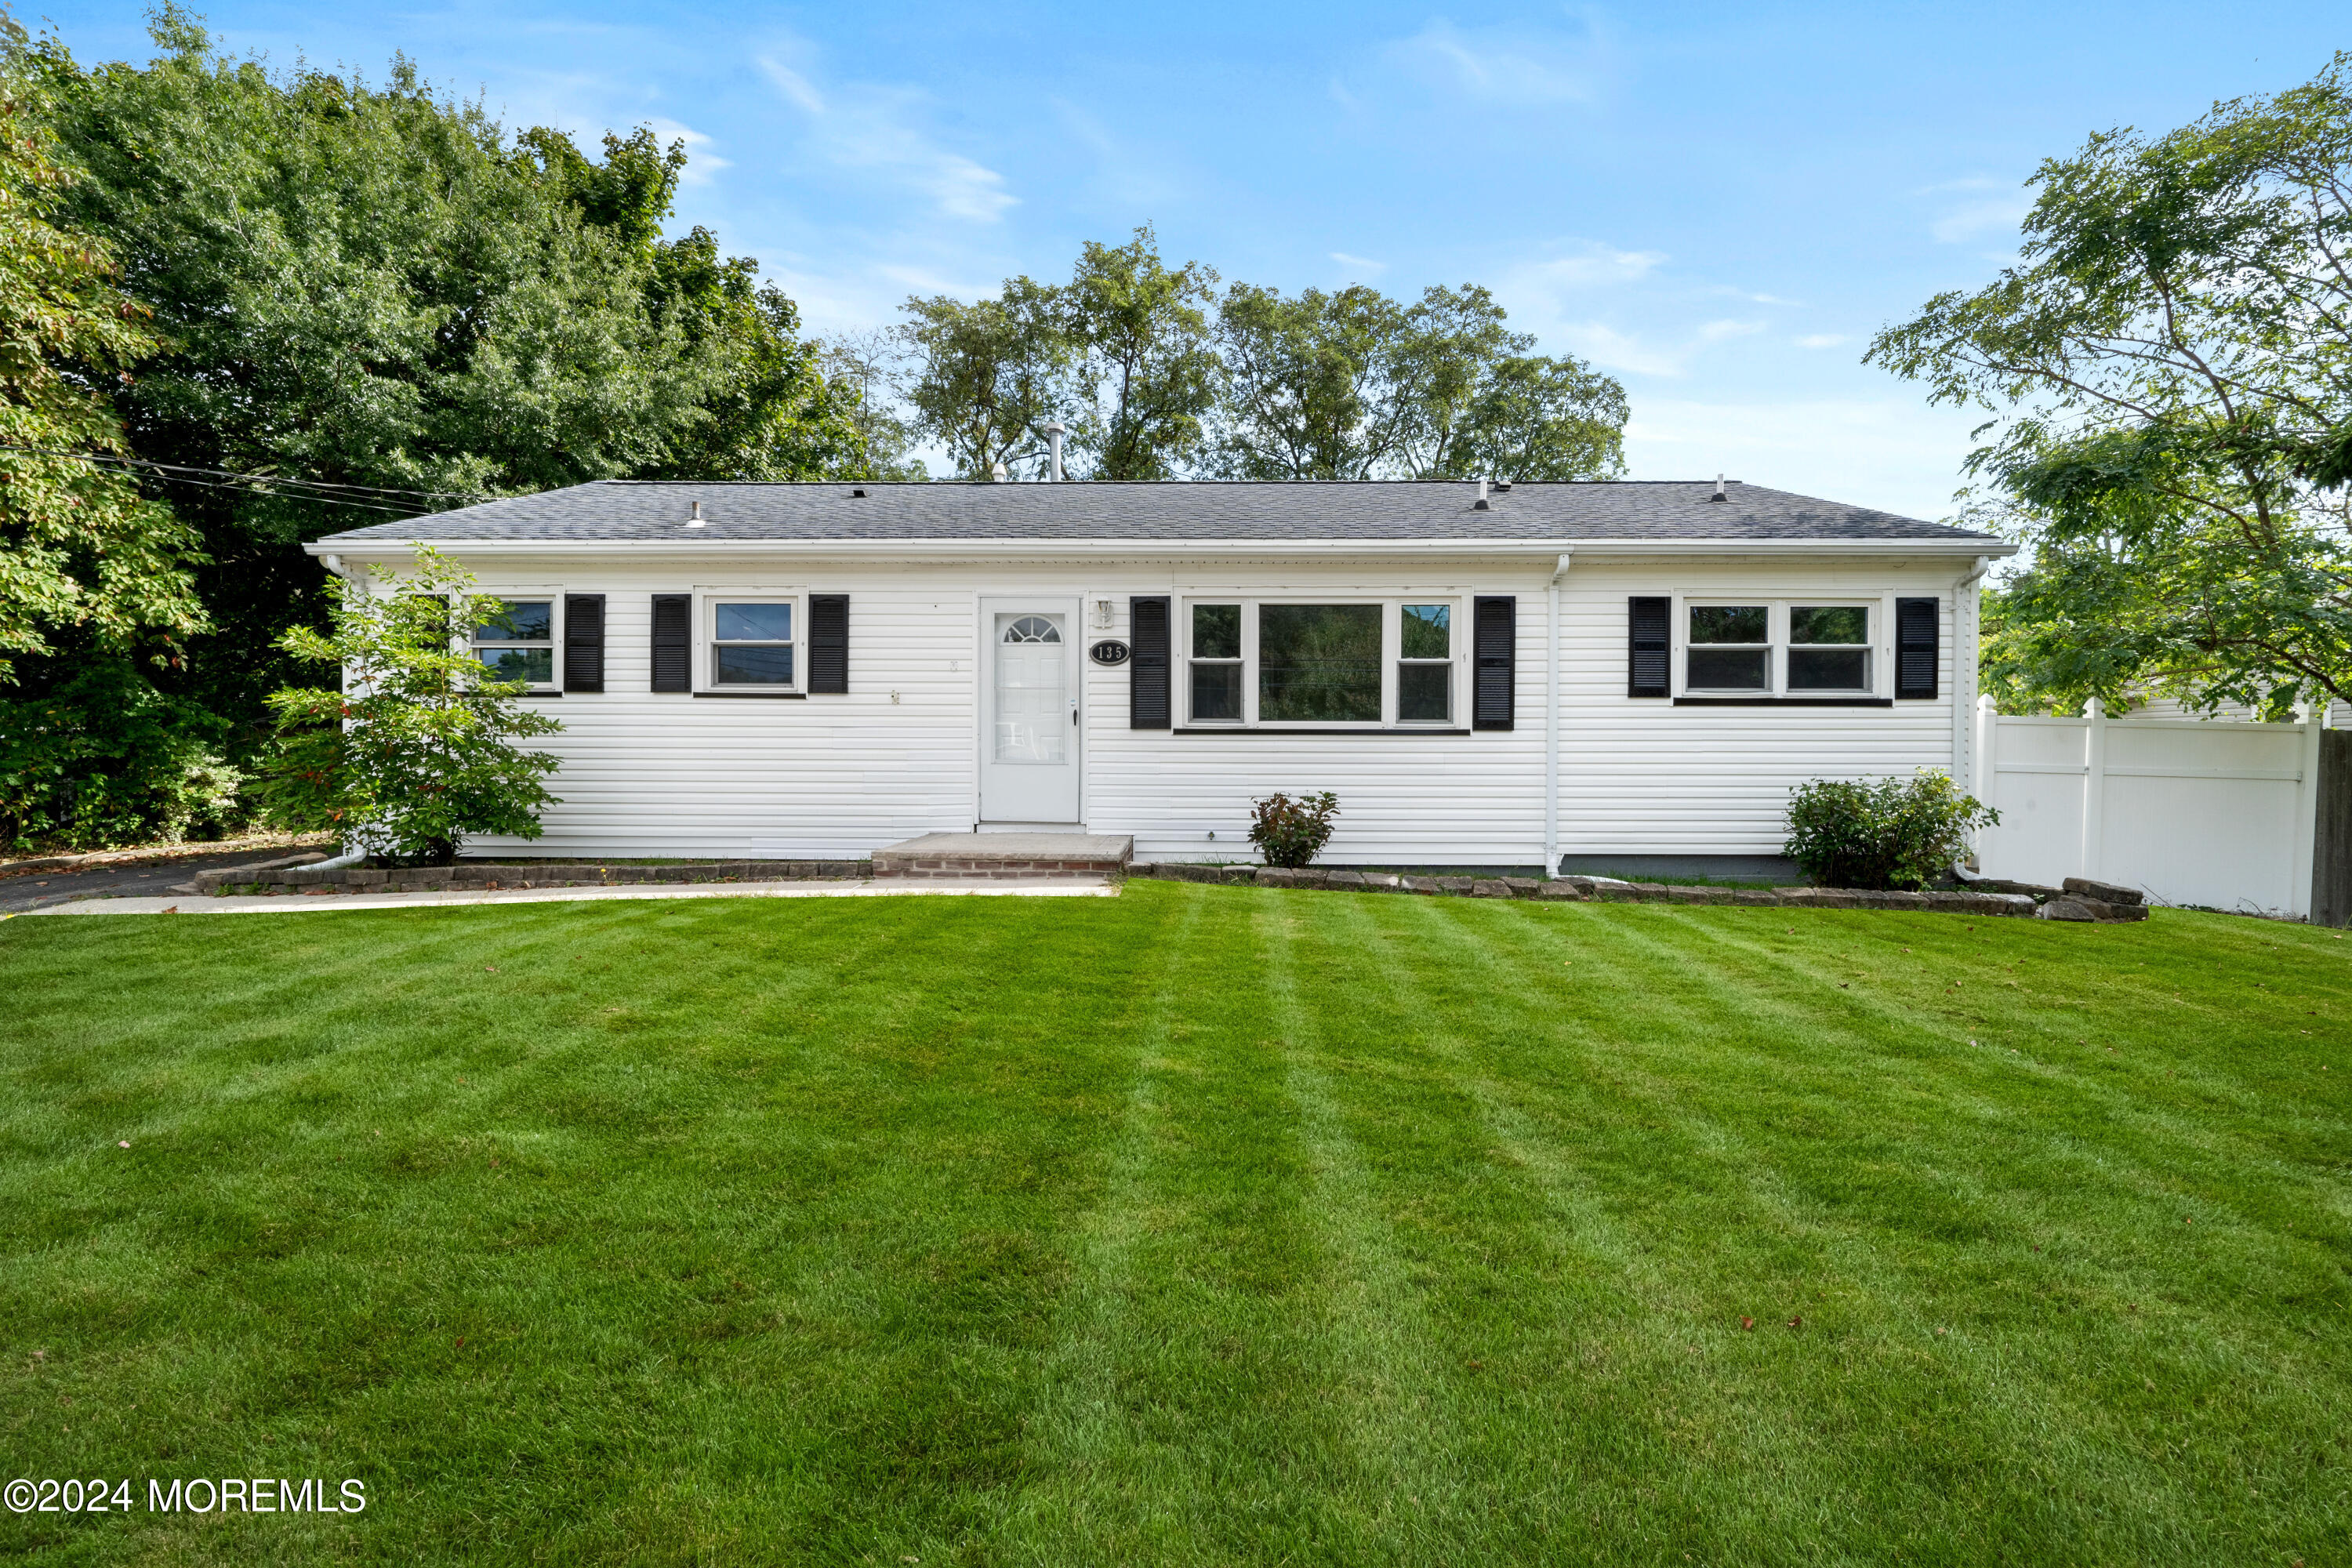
[1557,564,1957,858]
[342,552,1971,866]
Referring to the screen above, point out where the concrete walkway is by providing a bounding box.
[17,877,1117,917]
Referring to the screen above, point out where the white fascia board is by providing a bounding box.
[304,535,2015,561]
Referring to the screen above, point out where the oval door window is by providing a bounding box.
[1003,615,1062,644]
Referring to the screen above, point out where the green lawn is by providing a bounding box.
[2,884,2347,1565]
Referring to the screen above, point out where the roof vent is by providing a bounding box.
[1708,474,1729,503]
[989,460,1009,483]
[1494,481,1512,492]
[684,499,707,528]
[851,487,868,499]
[1474,477,1492,512]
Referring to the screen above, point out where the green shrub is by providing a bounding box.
[1783,771,2000,891]
[1248,791,1341,869]
[0,662,245,853]
[256,547,562,865]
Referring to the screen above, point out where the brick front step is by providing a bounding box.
[875,858,1127,879]
[869,832,1134,882]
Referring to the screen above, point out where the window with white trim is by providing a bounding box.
[1183,598,1462,727]
[1685,604,1769,691]
[471,598,556,688]
[1788,605,1872,692]
[1681,600,1878,697]
[709,598,798,689]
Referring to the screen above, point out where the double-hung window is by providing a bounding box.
[1681,600,1878,697]
[1685,604,1769,691]
[472,599,555,689]
[1183,598,1461,728]
[1189,604,1243,720]
[1787,605,1871,692]
[709,598,797,690]
[1398,603,1454,722]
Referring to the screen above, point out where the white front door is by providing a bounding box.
[978,598,1082,824]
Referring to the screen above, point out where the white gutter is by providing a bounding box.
[305,535,2018,562]
[1952,554,1994,791]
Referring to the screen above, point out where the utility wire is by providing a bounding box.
[82,466,432,517]
[0,442,488,508]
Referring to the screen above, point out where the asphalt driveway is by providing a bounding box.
[0,849,318,913]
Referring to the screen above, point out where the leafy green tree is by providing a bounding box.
[899,279,1070,479]
[1869,53,2352,716]
[0,12,202,682]
[1212,283,1412,478]
[1417,343,1629,482]
[15,8,858,735]
[0,660,241,851]
[1213,281,1626,481]
[257,547,562,865]
[820,328,927,481]
[641,223,862,482]
[1064,225,1221,479]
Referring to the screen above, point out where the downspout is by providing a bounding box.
[1544,550,1571,877]
[310,553,369,872]
[1952,555,1991,790]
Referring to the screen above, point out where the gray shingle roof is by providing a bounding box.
[314,479,1998,546]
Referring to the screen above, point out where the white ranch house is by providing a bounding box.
[307,478,2013,877]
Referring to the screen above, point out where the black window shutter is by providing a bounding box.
[1130,596,1171,729]
[1628,597,1670,698]
[808,594,849,694]
[563,593,604,692]
[651,593,691,693]
[1472,595,1515,731]
[1896,597,1939,699]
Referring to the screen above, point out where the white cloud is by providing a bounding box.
[1920,176,2033,244]
[771,256,1013,332]
[758,59,826,116]
[1795,332,1850,349]
[1932,198,2031,244]
[1378,17,1613,107]
[644,118,729,185]
[1508,242,1668,292]
[1330,251,1388,277]
[1049,99,1184,209]
[1531,318,1761,378]
[1550,322,1686,376]
[756,48,1016,223]
[1623,397,1987,520]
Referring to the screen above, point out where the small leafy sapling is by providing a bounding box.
[256,546,562,865]
[1248,790,1341,869]
[1782,771,1999,891]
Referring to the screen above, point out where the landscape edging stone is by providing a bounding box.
[196,859,873,896]
[1123,863,2076,919]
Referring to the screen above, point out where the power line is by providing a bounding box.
[0,442,488,508]
[92,466,431,517]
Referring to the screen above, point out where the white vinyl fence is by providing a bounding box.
[1972,697,2322,916]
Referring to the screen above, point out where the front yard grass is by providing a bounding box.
[2,884,2347,1564]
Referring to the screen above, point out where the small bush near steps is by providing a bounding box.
[1248,791,1340,869]
[1783,771,1998,891]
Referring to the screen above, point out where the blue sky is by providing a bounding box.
[47,2,2350,517]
